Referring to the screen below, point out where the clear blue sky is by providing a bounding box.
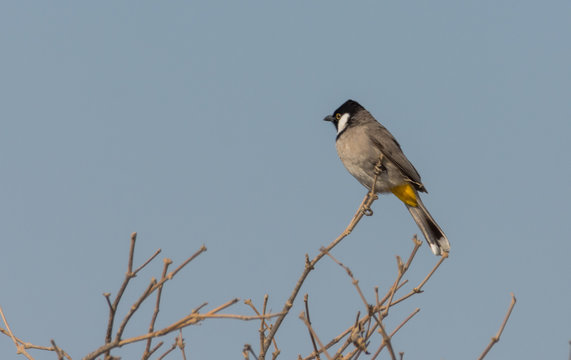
[1,2,570,359]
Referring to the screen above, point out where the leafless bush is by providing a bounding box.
[0,233,282,360]
[0,156,516,359]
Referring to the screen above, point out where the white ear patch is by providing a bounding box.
[337,113,350,134]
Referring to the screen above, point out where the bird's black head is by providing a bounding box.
[323,99,365,136]
[332,99,364,117]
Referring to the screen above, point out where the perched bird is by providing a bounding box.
[324,99,450,256]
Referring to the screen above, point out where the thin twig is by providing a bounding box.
[381,256,405,318]
[477,293,517,360]
[143,258,172,359]
[115,245,207,345]
[320,240,422,359]
[189,313,284,321]
[259,156,385,359]
[51,339,65,360]
[389,308,420,338]
[243,344,259,360]
[376,281,408,310]
[413,251,448,293]
[85,297,280,360]
[359,252,443,352]
[115,278,157,341]
[261,295,272,351]
[156,331,186,360]
[145,341,164,359]
[177,330,187,360]
[370,308,420,360]
[244,296,271,355]
[104,232,138,349]
[104,233,163,360]
[167,245,207,280]
[0,326,72,359]
[299,312,333,360]
[386,252,447,309]
[103,293,113,311]
[133,249,162,275]
[304,294,321,360]
[381,236,422,317]
[370,313,397,360]
[87,242,208,360]
[156,341,177,360]
[304,240,442,360]
[144,246,207,296]
[0,306,34,360]
[323,249,369,308]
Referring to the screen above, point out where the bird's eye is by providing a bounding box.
[335,113,341,120]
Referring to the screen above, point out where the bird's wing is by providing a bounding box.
[367,123,427,192]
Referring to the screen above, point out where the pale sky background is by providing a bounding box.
[1,2,570,359]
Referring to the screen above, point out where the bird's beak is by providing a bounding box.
[323,115,336,122]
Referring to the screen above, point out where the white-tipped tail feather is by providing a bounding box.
[406,198,450,256]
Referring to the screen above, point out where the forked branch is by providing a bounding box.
[259,156,385,359]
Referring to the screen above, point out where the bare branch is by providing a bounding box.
[167,245,207,280]
[50,339,65,360]
[477,293,517,360]
[381,237,422,317]
[85,239,209,360]
[176,330,187,360]
[245,295,273,355]
[0,306,34,360]
[261,295,270,351]
[115,278,157,341]
[304,239,443,360]
[323,249,369,308]
[243,344,259,360]
[144,340,164,359]
[143,258,172,359]
[133,249,162,276]
[104,232,162,354]
[389,308,420,338]
[303,294,320,360]
[84,297,281,360]
[156,341,177,360]
[104,242,206,358]
[370,309,420,360]
[370,313,397,360]
[259,156,385,359]
[386,252,447,309]
[299,312,333,360]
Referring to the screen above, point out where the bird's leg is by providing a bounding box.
[362,154,385,216]
[373,159,385,178]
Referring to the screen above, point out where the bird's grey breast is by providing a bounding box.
[335,126,382,189]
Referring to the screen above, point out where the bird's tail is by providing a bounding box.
[406,197,450,256]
